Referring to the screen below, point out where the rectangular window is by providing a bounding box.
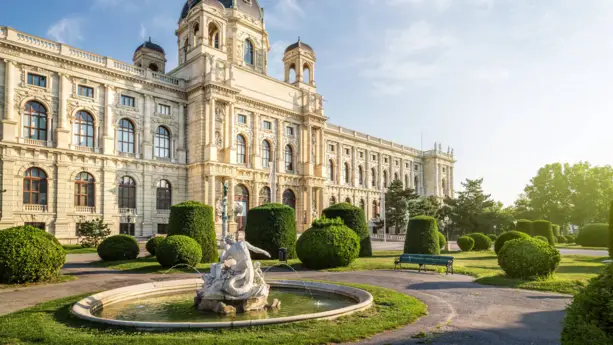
[329,144,335,152]
[384,157,388,163]
[121,95,136,107]
[157,224,168,235]
[27,73,46,88]
[372,155,376,161]
[78,85,94,98]
[359,152,364,158]
[238,114,247,124]
[263,120,272,130]
[286,126,294,136]
[443,167,446,173]
[25,222,45,230]
[406,163,409,168]
[158,104,171,115]
[415,165,419,171]
[119,223,135,236]
[345,148,350,155]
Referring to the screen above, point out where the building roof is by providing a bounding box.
[134,38,165,55]
[180,0,263,21]
[285,38,314,54]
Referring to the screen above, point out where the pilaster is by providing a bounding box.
[55,73,70,149]
[2,59,17,142]
[103,85,115,155]
[143,95,153,160]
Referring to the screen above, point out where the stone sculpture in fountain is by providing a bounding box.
[194,236,281,314]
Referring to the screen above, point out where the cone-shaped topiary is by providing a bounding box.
[487,234,497,242]
[516,219,533,236]
[168,201,218,263]
[0,226,66,284]
[609,201,613,258]
[468,233,492,251]
[457,236,475,252]
[552,224,561,237]
[296,217,360,269]
[97,235,139,261]
[322,202,371,257]
[146,236,165,256]
[437,232,447,250]
[156,235,202,269]
[532,220,556,246]
[576,223,609,248]
[403,216,440,255]
[245,203,297,260]
[498,238,560,279]
[494,230,531,254]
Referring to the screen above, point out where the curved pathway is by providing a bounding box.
[0,256,571,345]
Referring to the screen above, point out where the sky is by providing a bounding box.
[2,0,613,206]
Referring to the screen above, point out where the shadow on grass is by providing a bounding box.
[555,265,606,275]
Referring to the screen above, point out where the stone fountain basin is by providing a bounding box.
[71,279,373,329]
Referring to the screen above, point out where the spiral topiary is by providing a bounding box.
[487,234,497,242]
[156,235,203,269]
[296,217,360,269]
[494,230,531,254]
[437,232,447,250]
[245,203,296,260]
[146,236,165,256]
[0,226,66,284]
[467,233,493,251]
[457,236,475,252]
[576,223,608,247]
[97,235,139,261]
[322,202,371,257]
[403,216,440,255]
[557,235,568,244]
[168,201,217,263]
[498,238,560,279]
[534,235,548,243]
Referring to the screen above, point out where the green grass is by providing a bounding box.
[556,244,607,251]
[0,275,77,290]
[62,245,98,254]
[0,282,426,345]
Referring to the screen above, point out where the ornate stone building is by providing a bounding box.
[0,0,455,243]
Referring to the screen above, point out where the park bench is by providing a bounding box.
[394,254,454,274]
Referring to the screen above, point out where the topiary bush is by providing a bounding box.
[498,238,560,279]
[97,235,139,261]
[403,216,440,255]
[494,230,531,254]
[609,201,613,258]
[468,233,492,251]
[552,224,561,237]
[487,234,497,242]
[516,219,533,236]
[576,223,609,247]
[146,236,165,256]
[566,234,576,244]
[437,232,447,250]
[168,201,218,263]
[557,235,568,244]
[296,217,360,269]
[245,203,297,260]
[534,235,548,243]
[457,236,475,252]
[156,235,202,269]
[0,226,66,284]
[561,263,613,344]
[322,202,371,257]
[532,220,555,246]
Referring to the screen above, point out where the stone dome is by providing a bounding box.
[180,0,262,21]
[285,39,314,54]
[134,38,165,55]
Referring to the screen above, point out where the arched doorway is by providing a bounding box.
[282,189,296,210]
[259,186,271,205]
[234,184,249,232]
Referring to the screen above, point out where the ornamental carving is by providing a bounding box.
[14,88,56,111]
[215,103,225,122]
[66,99,101,119]
[215,131,223,148]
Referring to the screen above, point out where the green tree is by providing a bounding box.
[77,218,111,248]
[384,180,410,232]
[443,178,494,236]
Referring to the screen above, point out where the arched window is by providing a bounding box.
[118,176,136,209]
[236,134,246,163]
[371,168,376,188]
[259,186,271,205]
[156,180,172,210]
[117,119,135,153]
[282,189,296,210]
[358,166,364,185]
[303,64,311,84]
[148,63,159,72]
[193,23,200,46]
[328,160,335,182]
[372,200,379,218]
[343,163,350,184]
[262,140,271,168]
[383,171,388,188]
[154,126,170,158]
[394,172,399,181]
[72,110,94,148]
[244,39,254,65]
[345,197,352,204]
[359,199,365,212]
[23,167,47,205]
[208,23,220,49]
[285,145,294,172]
[74,172,95,207]
[23,101,47,141]
[329,196,336,206]
[289,64,297,83]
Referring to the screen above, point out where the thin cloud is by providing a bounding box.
[47,18,84,45]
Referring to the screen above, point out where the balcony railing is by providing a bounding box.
[75,206,96,214]
[23,204,47,212]
[73,145,96,153]
[119,208,137,215]
[23,138,47,147]
[156,209,170,216]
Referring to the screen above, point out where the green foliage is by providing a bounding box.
[437,232,447,249]
[576,223,609,247]
[552,224,561,237]
[487,234,497,242]
[561,263,613,345]
[566,234,576,244]
[534,235,548,243]
[442,178,496,236]
[322,202,371,257]
[498,238,561,279]
[296,216,360,269]
[516,219,533,236]
[168,201,218,263]
[0,226,66,284]
[383,180,411,235]
[494,230,531,254]
[457,236,475,252]
[557,235,568,244]
[467,233,492,251]
[156,235,202,269]
[146,236,165,256]
[76,218,111,248]
[403,216,440,255]
[532,219,556,245]
[97,235,139,262]
[609,201,613,258]
[245,203,297,260]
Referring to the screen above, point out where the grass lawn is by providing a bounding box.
[555,244,607,251]
[0,275,76,290]
[0,282,426,345]
[62,245,98,254]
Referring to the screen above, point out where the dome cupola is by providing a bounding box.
[133,37,167,73]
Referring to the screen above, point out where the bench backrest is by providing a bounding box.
[400,254,453,261]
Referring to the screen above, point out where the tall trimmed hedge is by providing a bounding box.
[168,201,218,263]
[532,220,555,246]
[296,217,360,269]
[552,224,561,237]
[245,203,296,260]
[609,201,613,258]
[403,216,440,255]
[576,223,609,248]
[322,202,372,257]
[437,232,447,249]
[516,219,533,236]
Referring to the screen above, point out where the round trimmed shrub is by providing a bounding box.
[516,219,533,236]
[561,263,613,344]
[487,234,497,242]
[322,203,371,257]
[168,201,218,263]
[296,217,360,269]
[498,238,560,279]
[552,224,561,237]
[532,220,555,246]
[245,203,297,260]
[457,236,475,252]
[156,235,202,269]
[609,201,613,258]
[146,236,165,256]
[494,230,531,254]
[576,223,608,247]
[403,216,440,255]
[468,233,492,251]
[557,235,568,244]
[566,234,576,244]
[437,232,447,249]
[534,235,548,243]
[0,226,66,284]
[97,235,139,261]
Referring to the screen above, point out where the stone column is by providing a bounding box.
[336,142,341,184]
[208,175,217,209]
[306,125,313,175]
[306,185,313,226]
[102,162,117,233]
[56,74,70,149]
[276,119,283,173]
[227,178,235,226]
[103,85,115,155]
[143,95,153,160]
[141,167,152,237]
[253,113,260,169]
[351,146,356,187]
[3,60,17,141]
[177,104,187,163]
